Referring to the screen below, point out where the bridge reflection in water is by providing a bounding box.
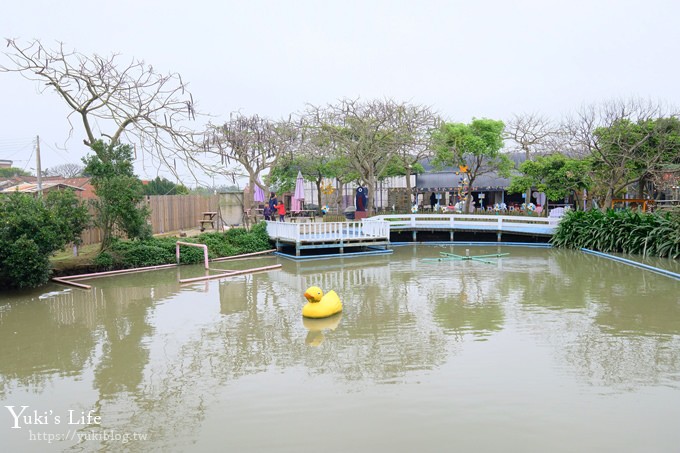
[1,246,679,452]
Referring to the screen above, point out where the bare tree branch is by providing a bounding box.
[1,38,204,180]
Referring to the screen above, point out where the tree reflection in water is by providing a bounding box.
[0,246,678,450]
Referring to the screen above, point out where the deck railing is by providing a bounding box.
[266,220,390,242]
[364,213,560,230]
[265,214,558,243]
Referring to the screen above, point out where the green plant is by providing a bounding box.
[227,222,271,253]
[121,244,175,267]
[0,190,90,289]
[93,252,115,270]
[83,140,152,251]
[551,208,680,258]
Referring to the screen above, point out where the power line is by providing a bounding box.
[0,141,34,161]
[0,137,34,145]
[42,141,80,166]
[22,145,35,173]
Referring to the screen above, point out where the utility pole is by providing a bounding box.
[36,135,43,198]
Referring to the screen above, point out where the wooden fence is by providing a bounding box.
[79,195,221,246]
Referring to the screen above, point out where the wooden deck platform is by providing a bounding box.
[266,220,390,256]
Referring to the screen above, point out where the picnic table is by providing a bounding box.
[199,212,218,231]
[289,210,316,222]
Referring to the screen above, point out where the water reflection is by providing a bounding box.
[0,247,679,451]
[0,288,98,397]
[303,313,343,346]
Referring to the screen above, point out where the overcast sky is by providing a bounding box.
[1,0,679,186]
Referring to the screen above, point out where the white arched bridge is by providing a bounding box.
[266,213,562,257]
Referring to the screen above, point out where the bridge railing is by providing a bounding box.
[364,213,561,230]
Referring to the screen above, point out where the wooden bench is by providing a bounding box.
[199,212,218,231]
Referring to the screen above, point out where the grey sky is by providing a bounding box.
[1,0,678,185]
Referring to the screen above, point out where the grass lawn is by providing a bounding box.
[50,243,101,274]
[49,228,204,275]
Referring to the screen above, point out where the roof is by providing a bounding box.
[417,172,512,191]
[416,152,526,191]
[1,182,84,193]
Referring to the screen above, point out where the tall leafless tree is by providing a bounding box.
[43,163,84,178]
[306,98,434,214]
[505,113,557,205]
[206,113,301,214]
[1,38,201,178]
[390,104,441,198]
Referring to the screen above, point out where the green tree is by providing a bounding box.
[142,177,189,195]
[432,118,511,212]
[567,99,680,210]
[0,167,31,178]
[508,154,593,210]
[0,190,89,289]
[83,141,151,251]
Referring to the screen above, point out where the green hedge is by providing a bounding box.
[95,221,272,270]
[1,191,90,289]
[551,209,680,259]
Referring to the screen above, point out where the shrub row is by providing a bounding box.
[94,221,272,269]
[551,209,680,259]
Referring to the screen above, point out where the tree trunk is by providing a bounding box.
[524,148,533,210]
[405,167,413,195]
[316,180,323,209]
[336,180,345,212]
[603,189,614,212]
[366,176,376,215]
[464,175,475,213]
[637,175,647,199]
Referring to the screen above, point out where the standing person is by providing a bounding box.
[276,201,286,222]
[263,204,272,221]
[430,192,437,210]
[268,192,278,211]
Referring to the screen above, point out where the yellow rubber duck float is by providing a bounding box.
[302,286,343,319]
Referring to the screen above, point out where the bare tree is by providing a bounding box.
[43,163,84,178]
[306,98,431,214]
[564,98,679,209]
[505,113,557,205]
[1,38,200,177]
[390,104,441,197]
[206,113,300,215]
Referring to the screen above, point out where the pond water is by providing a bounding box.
[1,246,679,452]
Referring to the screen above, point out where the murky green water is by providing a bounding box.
[1,246,679,452]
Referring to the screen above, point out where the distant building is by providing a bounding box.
[0,176,94,199]
[0,159,12,168]
[1,181,84,196]
[414,153,528,210]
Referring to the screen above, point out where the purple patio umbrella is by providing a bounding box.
[291,171,305,212]
[253,179,265,203]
